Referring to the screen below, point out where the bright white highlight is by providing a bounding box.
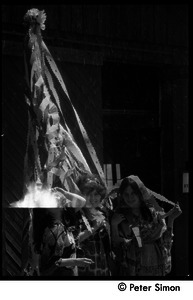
[10,184,86,208]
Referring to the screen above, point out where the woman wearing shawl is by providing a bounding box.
[111,175,182,276]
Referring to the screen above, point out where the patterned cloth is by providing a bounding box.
[112,207,173,276]
[77,208,111,276]
[35,208,78,276]
[78,231,110,276]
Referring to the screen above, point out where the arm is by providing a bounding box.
[159,204,182,275]
[78,228,94,243]
[162,203,182,249]
[111,213,126,247]
[52,187,86,208]
[166,203,182,232]
[55,257,94,268]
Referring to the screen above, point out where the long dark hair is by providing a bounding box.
[118,177,153,222]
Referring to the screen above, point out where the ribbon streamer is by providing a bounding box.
[42,40,106,186]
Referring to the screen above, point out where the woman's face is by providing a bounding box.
[122,186,141,209]
[85,190,101,208]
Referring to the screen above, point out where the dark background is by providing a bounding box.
[2,4,189,277]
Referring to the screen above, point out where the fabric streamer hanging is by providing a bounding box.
[15,8,106,275]
[22,8,104,191]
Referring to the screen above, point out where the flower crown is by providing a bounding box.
[24,8,46,30]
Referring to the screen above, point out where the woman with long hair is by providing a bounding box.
[111,175,182,276]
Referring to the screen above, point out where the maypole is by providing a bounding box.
[20,8,107,275]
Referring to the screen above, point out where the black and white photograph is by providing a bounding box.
[1,4,190,298]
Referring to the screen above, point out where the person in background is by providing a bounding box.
[111,175,182,276]
[75,172,112,276]
[32,187,94,276]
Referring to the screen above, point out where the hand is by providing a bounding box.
[168,203,182,221]
[102,219,111,232]
[102,219,107,227]
[92,221,102,232]
[123,238,132,245]
[75,258,94,267]
[111,213,125,226]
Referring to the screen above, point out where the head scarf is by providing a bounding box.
[127,175,165,212]
[108,175,175,214]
